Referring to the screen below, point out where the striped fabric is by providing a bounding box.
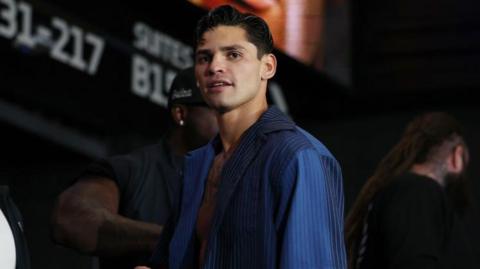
[153,106,347,269]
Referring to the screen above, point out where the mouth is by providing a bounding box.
[206,80,233,92]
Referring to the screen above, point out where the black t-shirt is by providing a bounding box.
[80,137,183,269]
[356,172,477,269]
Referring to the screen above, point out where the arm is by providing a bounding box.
[51,176,162,257]
[279,149,347,269]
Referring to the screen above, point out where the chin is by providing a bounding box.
[206,100,231,113]
[214,105,232,114]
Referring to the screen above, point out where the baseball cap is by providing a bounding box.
[168,66,207,108]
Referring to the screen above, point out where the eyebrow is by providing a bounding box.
[196,45,247,55]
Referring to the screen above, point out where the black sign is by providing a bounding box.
[0,0,346,156]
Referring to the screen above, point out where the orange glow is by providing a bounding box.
[188,0,325,68]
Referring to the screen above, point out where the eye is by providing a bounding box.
[196,54,210,64]
[227,51,241,60]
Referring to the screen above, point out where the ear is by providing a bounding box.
[261,53,277,80]
[170,105,188,126]
[447,145,465,174]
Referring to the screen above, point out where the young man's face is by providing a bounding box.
[195,25,275,114]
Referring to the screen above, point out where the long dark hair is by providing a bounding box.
[345,112,465,268]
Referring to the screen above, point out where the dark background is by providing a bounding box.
[1,0,479,268]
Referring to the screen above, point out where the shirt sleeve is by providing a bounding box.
[77,155,132,196]
[279,149,347,269]
[78,152,142,217]
[79,158,117,180]
[379,179,448,269]
[80,147,148,195]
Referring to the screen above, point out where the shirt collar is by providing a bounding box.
[208,106,295,153]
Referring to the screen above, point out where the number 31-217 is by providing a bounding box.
[0,0,105,75]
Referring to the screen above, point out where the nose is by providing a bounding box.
[207,54,225,75]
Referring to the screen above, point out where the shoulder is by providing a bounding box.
[102,143,167,171]
[383,173,444,198]
[83,143,166,182]
[376,173,446,215]
[114,143,165,160]
[372,174,450,239]
[264,126,338,164]
[264,127,341,184]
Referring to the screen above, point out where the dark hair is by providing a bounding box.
[345,112,465,269]
[195,5,274,59]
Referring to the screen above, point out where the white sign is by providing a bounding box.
[131,21,194,108]
[0,0,105,75]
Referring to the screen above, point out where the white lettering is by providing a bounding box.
[70,25,87,71]
[0,0,17,39]
[49,17,105,75]
[132,55,151,97]
[131,54,176,108]
[85,33,104,75]
[15,1,34,47]
[133,22,148,50]
[50,17,70,64]
[149,63,167,107]
[132,21,194,69]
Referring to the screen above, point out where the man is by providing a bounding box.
[0,185,30,269]
[51,67,218,269]
[149,5,346,269]
[346,112,476,269]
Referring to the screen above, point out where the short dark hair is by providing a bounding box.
[195,5,274,59]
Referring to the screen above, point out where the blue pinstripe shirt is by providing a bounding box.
[151,106,346,269]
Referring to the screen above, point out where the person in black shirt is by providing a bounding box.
[51,67,218,269]
[346,112,476,269]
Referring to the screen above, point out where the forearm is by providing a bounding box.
[51,177,163,257]
[52,196,162,256]
[95,212,162,257]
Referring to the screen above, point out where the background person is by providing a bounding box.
[51,67,218,269]
[346,112,477,269]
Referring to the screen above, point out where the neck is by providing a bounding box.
[167,127,188,156]
[217,101,268,153]
[410,164,445,187]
